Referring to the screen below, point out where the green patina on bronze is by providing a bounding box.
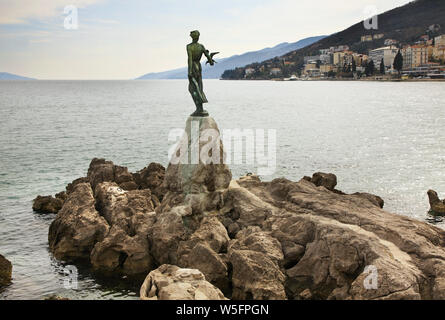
[187,30,218,117]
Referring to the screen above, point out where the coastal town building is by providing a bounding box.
[369,46,398,71]
[269,67,282,76]
[245,67,255,76]
[298,33,445,78]
[435,34,445,46]
[384,39,398,46]
[360,34,384,42]
[320,64,334,74]
[401,45,433,69]
[361,35,373,42]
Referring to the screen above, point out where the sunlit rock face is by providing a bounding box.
[139,264,227,300]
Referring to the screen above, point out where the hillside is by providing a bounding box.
[0,72,35,80]
[221,0,445,79]
[136,36,325,79]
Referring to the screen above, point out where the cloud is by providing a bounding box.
[0,0,106,24]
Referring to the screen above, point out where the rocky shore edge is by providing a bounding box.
[0,254,12,288]
[32,156,445,300]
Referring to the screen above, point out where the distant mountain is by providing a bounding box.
[136,36,326,80]
[222,0,445,79]
[0,72,35,80]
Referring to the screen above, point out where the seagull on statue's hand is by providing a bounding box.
[206,52,219,65]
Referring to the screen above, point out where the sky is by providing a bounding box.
[0,0,413,79]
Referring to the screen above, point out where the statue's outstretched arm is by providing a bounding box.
[203,46,218,66]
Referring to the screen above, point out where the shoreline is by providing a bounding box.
[221,78,445,82]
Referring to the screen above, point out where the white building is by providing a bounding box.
[369,46,398,71]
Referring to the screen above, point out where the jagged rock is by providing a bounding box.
[310,172,337,191]
[32,195,64,214]
[176,217,230,291]
[164,116,231,194]
[90,182,157,275]
[427,189,445,216]
[133,162,167,200]
[228,226,286,300]
[225,185,276,228]
[87,158,138,191]
[149,205,190,266]
[66,177,89,194]
[352,192,384,208]
[140,264,226,300]
[55,191,68,201]
[0,254,12,287]
[179,243,229,293]
[248,177,445,300]
[48,183,109,261]
[229,249,286,300]
[229,227,283,264]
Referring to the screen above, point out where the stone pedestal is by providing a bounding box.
[164,116,231,195]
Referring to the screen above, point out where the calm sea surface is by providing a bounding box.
[0,80,444,299]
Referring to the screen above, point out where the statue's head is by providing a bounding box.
[190,30,200,42]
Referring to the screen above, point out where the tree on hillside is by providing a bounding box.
[365,60,375,76]
[380,58,385,75]
[393,50,404,76]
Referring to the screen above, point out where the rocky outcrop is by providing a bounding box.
[90,182,156,275]
[32,195,64,214]
[307,172,337,191]
[48,183,109,261]
[0,254,12,287]
[176,217,230,292]
[43,158,168,275]
[87,158,138,191]
[140,264,226,300]
[42,140,445,300]
[48,180,158,276]
[427,189,445,216]
[133,162,166,201]
[232,175,445,300]
[228,227,286,299]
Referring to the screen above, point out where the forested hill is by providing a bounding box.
[221,0,445,80]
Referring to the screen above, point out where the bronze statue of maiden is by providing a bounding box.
[187,30,218,117]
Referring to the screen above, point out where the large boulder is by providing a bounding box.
[228,227,286,300]
[48,183,109,261]
[133,162,167,201]
[0,254,12,287]
[140,264,227,300]
[177,217,230,292]
[427,189,445,216]
[163,116,231,194]
[309,172,337,191]
[49,180,158,276]
[32,195,64,214]
[90,182,157,275]
[87,158,138,191]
